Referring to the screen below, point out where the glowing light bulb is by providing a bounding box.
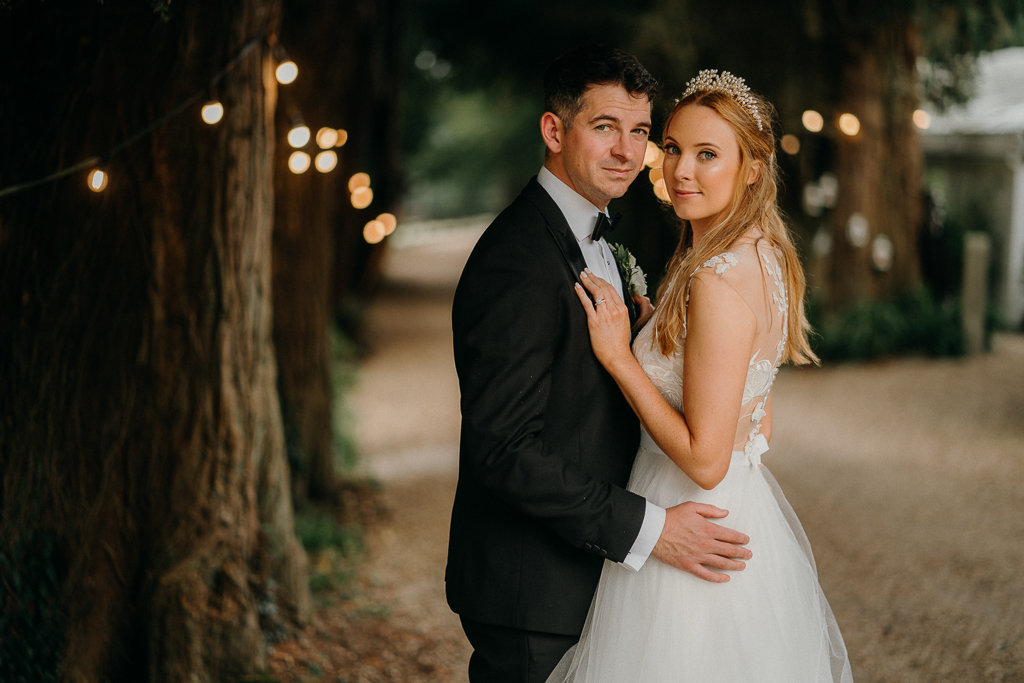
[871,234,894,271]
[314,150,338,173]
[363,219,386,244]
[846,212,870,247]
[335,129,349,147]
[801,110,824,133]
[287,125,311,148]
[780,134,801,155]
[276,60,298,85]
[351,186,374,209]
[288,151,311,174]
[201,101,224,125]
[643,141,663,168]
[648,167,663,185]
[377,212,397,235]
[348,172,371,193]
[87,168,108,192]
[838,113,861,137]
[653,179,668,202]
[316,127,339,148]
[913,109,931,130]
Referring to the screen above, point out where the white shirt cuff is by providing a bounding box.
[621,501,666,572]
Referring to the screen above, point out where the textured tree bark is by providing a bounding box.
[330,0,405,311]
[0,1,309,680]
[271,0,405,502]
[272,162,337,502]
[829,14,923,309]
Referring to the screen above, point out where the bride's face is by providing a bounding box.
[661,104,746,238]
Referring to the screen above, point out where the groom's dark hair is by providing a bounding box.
[543,45,660,128]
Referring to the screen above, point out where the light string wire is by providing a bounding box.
[0,35,265,200]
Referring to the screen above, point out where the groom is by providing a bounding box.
[447,45,752,682]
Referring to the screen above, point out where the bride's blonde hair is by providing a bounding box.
[652,84,818,366]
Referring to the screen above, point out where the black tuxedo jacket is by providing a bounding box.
[446,178,645,636]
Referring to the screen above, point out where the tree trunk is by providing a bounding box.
[829,13,923,309]
[0,2,309,680]
[331,0,406,315]
[271,0,406,502]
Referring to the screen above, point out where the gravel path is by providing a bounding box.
[339,224,1024,682]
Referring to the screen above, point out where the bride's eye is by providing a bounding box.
[663,143,680,156]
[698,150,717,161]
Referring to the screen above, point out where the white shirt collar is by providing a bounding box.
[537,166,608,243]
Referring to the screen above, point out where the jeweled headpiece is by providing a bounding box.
[679,69,763,131]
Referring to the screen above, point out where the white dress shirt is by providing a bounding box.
[537,166,665,571]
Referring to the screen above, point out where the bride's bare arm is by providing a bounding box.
[575,269,754,490]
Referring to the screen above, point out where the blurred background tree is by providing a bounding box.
[0,1,318,680]
[403,0,1024,355]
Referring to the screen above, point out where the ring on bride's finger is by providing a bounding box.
[594,298,606,305]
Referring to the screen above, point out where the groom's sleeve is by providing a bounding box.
[454,233,646,561]
[623,501,666,571]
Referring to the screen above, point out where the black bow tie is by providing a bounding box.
[591,212,620,242]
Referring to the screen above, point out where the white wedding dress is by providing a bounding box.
[549,237,853,682]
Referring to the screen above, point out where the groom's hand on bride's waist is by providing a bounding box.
[652,502,752,583]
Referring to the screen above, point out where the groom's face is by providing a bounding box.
[559,83,651,209]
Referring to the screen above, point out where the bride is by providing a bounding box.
[551,70,853,682]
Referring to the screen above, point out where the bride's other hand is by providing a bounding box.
[633,293,654,329]
[574,270,631,367]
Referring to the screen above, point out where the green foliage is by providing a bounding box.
[809,288,973,361]
[0,533,66,682]
[405,83,541,218]
[294,509,364,556]
[294,508,364,596]
[330,323,362,472]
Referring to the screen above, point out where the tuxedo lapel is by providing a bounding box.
[524,179,640,334]
[523,179,589,283]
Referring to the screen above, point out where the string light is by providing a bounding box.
[872,234,894,271]
[87,168,109,192]
[0,36,262,199]
[276,60,298,85]
[201,100,224,125]
[347,172,370,193]
[648,167,663,185]
[314,150,337,173]
[350,186,373,209]
[287,124,311,148]
[643,140,663,168]
[780,134,801,155]
[288,151,311,174]
[363,219,386,244]
[913,109,931,130]
[653,178,668,202]
[377,212,397,235]
[0,38,373,207]
[846,212,870,247]
[316,127,338,148]
[801,110,824,133]
[838,113,861,137]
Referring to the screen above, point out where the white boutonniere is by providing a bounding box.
[609,243,647,297]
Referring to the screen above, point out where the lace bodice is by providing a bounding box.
[632,237,788,461]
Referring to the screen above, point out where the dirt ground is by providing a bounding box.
[271,223,1024,682]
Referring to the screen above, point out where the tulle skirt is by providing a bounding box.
[549,435,853,682]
